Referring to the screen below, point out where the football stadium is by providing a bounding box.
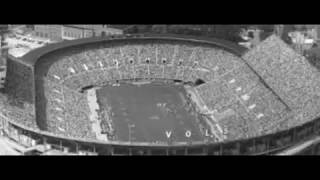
[1,33,320,155]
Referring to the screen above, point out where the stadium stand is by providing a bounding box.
[41,37,320,144]
[163,65,177,80]
[120,44,139,65]
[149,65,163,79]
[173,44,195,67]
[139,44,157,65]
[63,87,95,139]
[243,35,320,109]
[156,44,175,65]
[5,34,320,155]
[105,47,122,68]
[134,64,148,79]
[1,103,37,130]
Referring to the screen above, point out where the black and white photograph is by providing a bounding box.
[0,24,319,156]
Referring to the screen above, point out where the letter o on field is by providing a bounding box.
[185,131,191,138]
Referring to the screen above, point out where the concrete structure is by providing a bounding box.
[2,34,320,155]
[238,27,262,49]
[33,25,123,42]
[34,25,62,41]
[4,33,52,58]
[62,25,93,40]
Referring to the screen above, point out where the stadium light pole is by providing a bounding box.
[129,125,131,143]
[128,124,134,143]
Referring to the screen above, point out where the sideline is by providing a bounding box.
[185,85,225,142]
[87,88,108,141]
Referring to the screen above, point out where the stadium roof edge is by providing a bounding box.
[21,33,248,67]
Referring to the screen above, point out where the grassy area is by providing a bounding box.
[96,82,205,143]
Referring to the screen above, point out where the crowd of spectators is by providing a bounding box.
[243,34,320,129]
[39,36,320,142]
[194,59,292,141]
[45,42,243,88]
[44,78,96,139]
[4,34,320,151]
[0,94,37,129]
[41,41,266,141]
[156,44,175,65]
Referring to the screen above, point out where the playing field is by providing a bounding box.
[96,82,205,143]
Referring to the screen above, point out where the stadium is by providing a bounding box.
[1,33,320,155]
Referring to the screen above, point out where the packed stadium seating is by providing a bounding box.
[241,35,320,136]
[194,61,295,141]
[119,65,135,80]
[156,44,175,65]
[134,64,148,79]
[163,65,177,80]
[120,45,138,65]
[38,37,320,144]
[149,65,163,79]
[0,94,37,129]
[139,44,157,65]
[45,42,247,89]
[63,87,95,139]
[40,41,256,141]
[5,34,320,155]
[43,78,95,139]
[174,44,195,67]
[243,35,320,110]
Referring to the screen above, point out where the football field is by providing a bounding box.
[96,82,205,143]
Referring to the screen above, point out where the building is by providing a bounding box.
[309,25,320,42]
[62,25,92,40]
[33,25,123,42]
[33,25,62,41]
[274,25,284,37]
[62,25,123,40]
[68,25,123,36]
[288,31,315,54]
[238,26,262,49]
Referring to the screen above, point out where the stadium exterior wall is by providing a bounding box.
[5,56,35,105]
